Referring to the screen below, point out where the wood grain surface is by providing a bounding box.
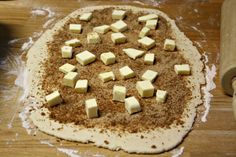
[0,0,235,157]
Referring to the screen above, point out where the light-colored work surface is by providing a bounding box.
[0,0,235,157]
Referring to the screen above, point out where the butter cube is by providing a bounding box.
[62,72,79,88]
[145,19,158,29]
[76,50,96,66]
[100,52,116,65]
[138,37,155,50]
[138,14,158,22]
[156,90,167,103]
[164,39,176,51]
[139,27,150,38]
[144,53,155,65]
[87,32,101,44]
[111,32,127,44]
[141,70,158,82]
[136,80,154,97]
[123,48,144,60]
[174,64,191,75]
[75,80,88,93]
[85,98,98,118]
[69,24,82,33]
[112,10,126,20]
[113,85,126,102]
[45,91,63,106]
[119,66,135,79]
[61,46,73,58]
[79,12,92,21]
[65,39,81,47]
[59,63,76,74]
[110,20,128,32]
[125,96,141,114]
[99,71,115,83]
[93,25,110,34]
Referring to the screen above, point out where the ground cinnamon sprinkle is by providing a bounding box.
[41,8,191,133]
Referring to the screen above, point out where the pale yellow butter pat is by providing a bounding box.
[59,63,76,74]
[144,53,155,65]
[87,32,101,44]
[164,39,176,51]
[45,91,63,106]
[145,19,158,29]
[138,37,155,50]
[138,14,158,22]
[76,50,96,66]
[61,46,73,58]
[139,27,150,38]
[119,66,135,79]
[141,70,158,83]
[111,32,127,44]
[62,72,79,88]
[93,25,110,34]
[85,98,98,118]
[113,85,126,102]
[112,10,126,20]
[174,64,191,75]
[123,48,144,60]
[69,24,82,33]
[156,90,167,103]
[75,80,88,93]
[100,52,116,65]
[79,12,92,21]
[136,80,154,98]
[65,39,81,47]
[110,20,128,32]
[125,96,141,115]
[99,71,115,83]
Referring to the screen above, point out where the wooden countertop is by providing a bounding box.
[0,0,235,156]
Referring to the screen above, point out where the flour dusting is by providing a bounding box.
[133,1,146,5]
[171,147,184,157]
[43,18,56,28]
[191,26,206,37]
[57,148,81,157]
[40,140,54,147]
[31,7,55,18]
[31,7,56,29]
[21,37,34,51]
[8,38,24,45]
[201,53,217,122]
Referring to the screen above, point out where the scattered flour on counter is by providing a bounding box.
[31,7,55,18]
[201,53,217,122]
[8,38,24,45]
[191,26,206,37]
[19,105,35,134]
[83,151,106,157]
[175,16,183,22]
[21,37,34,51]
[31,9,47,16]
[194,8,198,13]
[39,140,85,157]
[57,148,81,157]
[32,31,43,38]
[40,140,54,147]
[93,154,106,157]
[8,31,42,46]
[171,147,184,157]
[31,7,56,29]
[43,18,56,28]
[133,1,146,5]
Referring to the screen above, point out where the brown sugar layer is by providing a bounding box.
[41,8,191,133]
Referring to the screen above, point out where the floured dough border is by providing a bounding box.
[26,5,205,154]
